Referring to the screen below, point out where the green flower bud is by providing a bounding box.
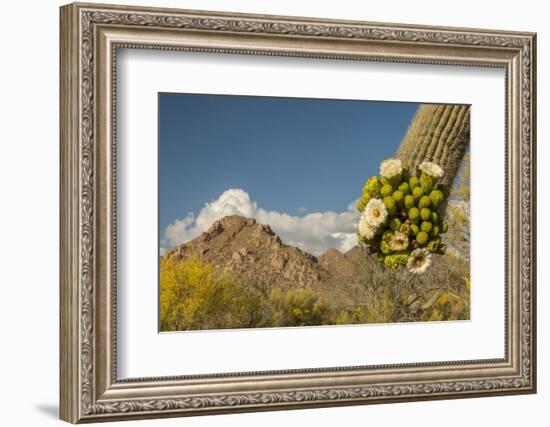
[357,191,371,212]
[429,189,444,208]
[427,240,439,253]
[420,173,435,194]
[404,195,415,210]
[387,175,402,189]
[389,217,402,231]
[392,190,404,207]
[380,240,392,255]
[365,176,382,196]
[431,224,440,237]
[431,211,439,224]
[383,196,397,215]
[412,186,424,201]
[420,207,432,221]
[441,222,449,233]
[416,231,429,246]
[409,176,420,188]
[410,223,420,236]
[421,221,433,234]
[380,184,393,198]
[437,243,447,254]
[398,182,410,195]
[408,207,420,224]
[384,254,408,269]
[418,195,432,209]
[401,166,410,183]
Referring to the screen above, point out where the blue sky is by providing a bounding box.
[159,93,419,248]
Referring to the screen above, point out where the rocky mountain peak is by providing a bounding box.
[167,215,361,291]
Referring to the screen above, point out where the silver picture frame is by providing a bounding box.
[60,2,536,423]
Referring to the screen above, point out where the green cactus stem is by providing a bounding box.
[396,104,470,187]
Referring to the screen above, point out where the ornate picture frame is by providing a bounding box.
[60,2,536,423]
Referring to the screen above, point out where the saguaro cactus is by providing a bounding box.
[396,104,470,187]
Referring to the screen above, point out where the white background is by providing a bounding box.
[118,49,505,377]
[0,0,545,426]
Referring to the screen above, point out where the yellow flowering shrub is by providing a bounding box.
[262,288,331,327]
[160,256,261,331]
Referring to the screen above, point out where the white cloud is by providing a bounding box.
[162,188,360,256]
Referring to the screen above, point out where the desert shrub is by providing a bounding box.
[451,152,470,202]
[334,310,352,325]
[444,201,470,260]
[261,288,332,327]
[159,256,262,331]
[348,250,470,324]
[334,306,370,325]
[420,292,469,321]
[443,152,471,260]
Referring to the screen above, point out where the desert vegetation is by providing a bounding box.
[160,249,469,331]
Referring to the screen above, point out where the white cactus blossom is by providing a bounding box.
[364,198,388,227]
[379,157,403,179]
[389,231,409,252]
[418,161,444,179]
[407,248,432,274]
[357,213,376,240]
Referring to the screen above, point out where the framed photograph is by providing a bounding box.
[60,2,537,423]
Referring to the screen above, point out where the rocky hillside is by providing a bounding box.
[167,215,362,291]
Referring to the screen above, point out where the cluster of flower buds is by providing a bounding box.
[356,158,449,274]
